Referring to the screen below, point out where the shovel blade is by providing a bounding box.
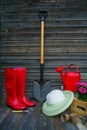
[34,80,51,102]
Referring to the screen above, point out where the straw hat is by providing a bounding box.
[42,89,74,116]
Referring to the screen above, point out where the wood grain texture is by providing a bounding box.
[1,0,87,103]
[0,103,78,130]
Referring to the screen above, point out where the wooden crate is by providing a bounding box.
[70,97,87,117]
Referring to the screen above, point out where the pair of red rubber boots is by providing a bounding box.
[4,68,36,110]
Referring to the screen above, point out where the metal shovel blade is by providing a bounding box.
[34,80,50,102]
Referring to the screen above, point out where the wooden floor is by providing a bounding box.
[0,102,78,130]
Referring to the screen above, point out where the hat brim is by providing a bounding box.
[42,90,74,116]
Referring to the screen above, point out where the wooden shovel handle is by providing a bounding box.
[40,21,44,64]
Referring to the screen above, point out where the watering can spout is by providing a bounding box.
[56,66,64,80]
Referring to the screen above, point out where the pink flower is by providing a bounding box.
[76,82,87,87]
[78,87,87,94]
[80,82,87,87]
[76,82,81,86]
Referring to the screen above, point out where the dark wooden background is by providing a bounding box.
[1,0,87,104]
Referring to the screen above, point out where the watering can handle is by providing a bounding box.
[66,64,79,73]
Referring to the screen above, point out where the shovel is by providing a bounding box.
[33,11,51,102]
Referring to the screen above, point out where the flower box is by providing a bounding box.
[70,97,87,117]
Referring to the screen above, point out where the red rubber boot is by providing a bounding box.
[16,68,36,107]
[4,68,26,110]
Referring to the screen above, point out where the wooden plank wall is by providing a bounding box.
[1,0,87,104]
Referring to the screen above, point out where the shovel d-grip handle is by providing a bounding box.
[39,11,47,22]
[66,64,79,73]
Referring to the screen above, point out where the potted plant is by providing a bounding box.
[71,82,87,117]
[75,82,87,102]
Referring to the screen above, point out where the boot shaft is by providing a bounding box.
[16,68,26,98]
[4,68,17,99]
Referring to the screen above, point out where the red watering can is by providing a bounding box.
[56,64,81,92]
